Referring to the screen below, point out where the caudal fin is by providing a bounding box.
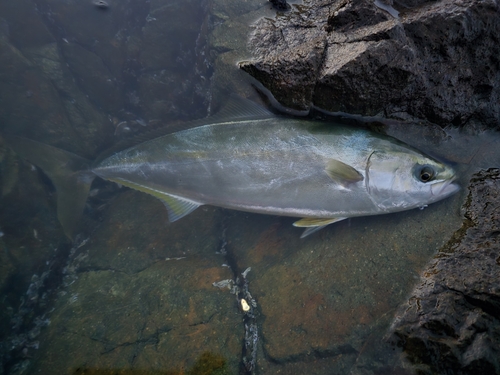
[5,135,95,239]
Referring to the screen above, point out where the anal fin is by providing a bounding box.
[293,217,347,238]
[110,178,201,223]
[159,194,201,222]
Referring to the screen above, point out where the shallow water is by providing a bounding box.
[0,1,498,375]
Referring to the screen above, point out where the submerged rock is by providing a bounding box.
[219,184,463,373]
[60,42,122,113]
[28,192,242,374]
[390,168,500,374]
[240,0,500,128]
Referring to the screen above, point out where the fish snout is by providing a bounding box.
[431,179,460,199]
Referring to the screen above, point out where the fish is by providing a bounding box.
[6,99,459,239]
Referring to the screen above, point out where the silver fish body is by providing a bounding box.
[6,102,459,238]
[93,116,459,234]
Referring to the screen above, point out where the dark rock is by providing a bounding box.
[60,42,122,113]
[0,0,115,158]
[240,0,500,128]
[135,0,213,121]
[0,0,55,48]
[390,168,500,374]
[326,1,389,32]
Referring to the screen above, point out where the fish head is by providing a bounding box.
[366,147,459,212]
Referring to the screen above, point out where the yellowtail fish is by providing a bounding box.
[7,99,459,238]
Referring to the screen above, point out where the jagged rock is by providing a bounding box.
[240,0,500,128]
[390,168,500,374]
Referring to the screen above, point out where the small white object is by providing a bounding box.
[240,298,251,312]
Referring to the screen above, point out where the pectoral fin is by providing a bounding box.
[325,159,363,185]
[293,217,347,238]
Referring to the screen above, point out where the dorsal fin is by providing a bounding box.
[96,97,274,163]
[208,96,275,122]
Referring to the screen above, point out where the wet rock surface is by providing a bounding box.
[215,190,463,374]
[390,168,500,374]
[0,0,113,158]
[29,192,243,374]
[0,0,225,374]
[0,153,71,375]
[240,0,500,128]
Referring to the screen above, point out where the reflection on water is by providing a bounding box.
[0,1,498,375]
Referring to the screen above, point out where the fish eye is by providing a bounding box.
[418,166,435,183]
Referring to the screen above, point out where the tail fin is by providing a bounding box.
[5,135,95,239]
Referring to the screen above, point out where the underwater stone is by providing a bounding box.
[389,168,500,374]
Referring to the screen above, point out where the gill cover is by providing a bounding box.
[366,150,458,212]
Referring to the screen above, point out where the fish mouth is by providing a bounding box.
[431,179,460,199]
